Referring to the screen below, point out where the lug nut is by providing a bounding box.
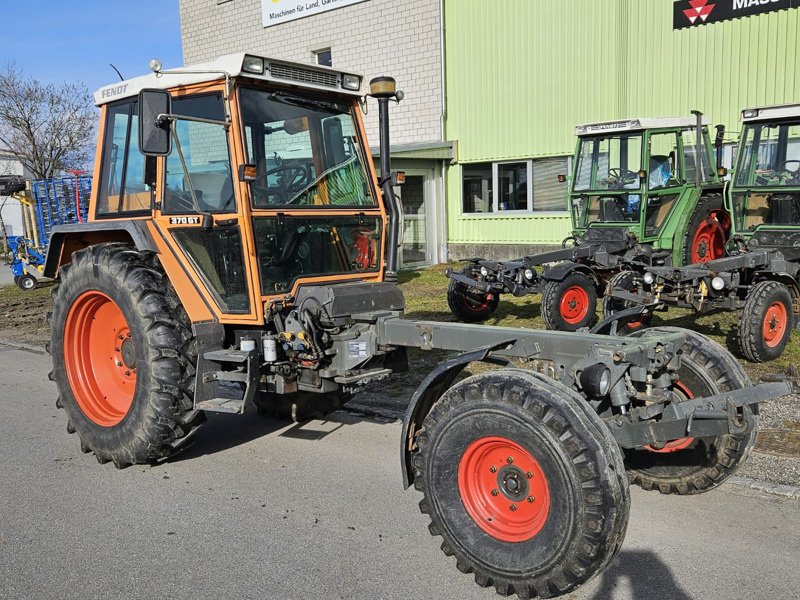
[491,489,499,496]
[114,347,120,352]
[526,471,533,479]
[506,457,514,464]
[527,496,535,503]
[124,370,131,376]
[116,361,123,367]
[510,504,517,511]
[489,466,497,473]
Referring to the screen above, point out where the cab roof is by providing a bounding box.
[93,52,364,106]
[575,116,710,136]
[741,103,800,123]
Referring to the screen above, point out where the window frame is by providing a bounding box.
[94,98,152,220]
[461,156,571,217]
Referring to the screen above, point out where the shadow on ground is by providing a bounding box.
[590,549,694,600]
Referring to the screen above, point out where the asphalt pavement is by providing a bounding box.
[1,345,799,600]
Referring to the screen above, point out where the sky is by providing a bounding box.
[1,1,183,95]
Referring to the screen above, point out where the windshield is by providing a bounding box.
[239,87,375,208]
[572,194,640,228]
[574,134,643,192]
[735,122,800,188]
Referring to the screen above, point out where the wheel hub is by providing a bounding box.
[120,337,137,368]
[497,465,529,501]
[560,285,589,324]
[763,301,787,347]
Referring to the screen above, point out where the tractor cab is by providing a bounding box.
[729,103,800,255]
[570,116,720,253]
[49,53,401,327]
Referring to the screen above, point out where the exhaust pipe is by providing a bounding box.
[714,124,726,170]
[691,110,704,188]
[370,76,403,282]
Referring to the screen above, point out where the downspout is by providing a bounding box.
[439,0,448,262]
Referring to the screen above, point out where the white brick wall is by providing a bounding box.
[179,0,444,146]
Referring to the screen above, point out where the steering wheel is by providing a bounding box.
[252,165,309,206]
[606,168,639,189]
[776,160,800,182]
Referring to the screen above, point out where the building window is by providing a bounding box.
[461,157,569,214]
[314,48,332,67]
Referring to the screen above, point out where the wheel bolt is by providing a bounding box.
[489,466,497,473]
[116,361,123,367]
[527,496,535,503]
[114,347,120,352]
[118,334,124,340]
[491,489,499,496]
[506,457,514,464]
[510,504,517,511]
[125,370,131,376]
[526,471,533,479]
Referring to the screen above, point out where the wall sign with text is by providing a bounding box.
[262,0,370,28]
[673,0,799,29]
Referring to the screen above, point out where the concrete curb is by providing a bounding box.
[726,476,800,500]
[0,338,47,355]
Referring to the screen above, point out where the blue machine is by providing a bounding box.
[4,175,91,290]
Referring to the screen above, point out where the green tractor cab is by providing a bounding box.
[607,103,800,361]
[446,114,726,331]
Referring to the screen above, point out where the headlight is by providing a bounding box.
[579,363,612,397]
[242,55,265,74]
[480,266,489,277]
[523,268,535,281]
[742,109,759,119]
[643,272,655,285]
[711,276,725,291]
[342,73,362,91]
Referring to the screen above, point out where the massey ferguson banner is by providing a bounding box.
[673,0,799,29]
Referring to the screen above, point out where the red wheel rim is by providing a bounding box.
[560,285,590,324]
[457,436,550,542]
[691,209,730,263]
[644,381,695,453]
[64,291,137,427]
[762,301,788,348]
[461,273,492,312]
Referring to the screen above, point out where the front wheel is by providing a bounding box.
[541,271,597,331]
[682,194,730,265]
[447,266,499,323]
[624,327,757,494]
[412,369,629,598]
[738,280,795,363]
[17,273,37,290]
[48,243,205,468]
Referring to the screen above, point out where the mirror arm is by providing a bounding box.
[157,113,230,130]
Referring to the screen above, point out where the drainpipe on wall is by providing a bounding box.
[439,0,449,263]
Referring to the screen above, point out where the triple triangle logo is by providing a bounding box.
[683,0,716,24]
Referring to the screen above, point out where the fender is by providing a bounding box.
[539,260,597,283]
[401,342,512,488]
[43,221,157,278]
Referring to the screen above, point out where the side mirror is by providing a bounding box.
[138,89,172,156]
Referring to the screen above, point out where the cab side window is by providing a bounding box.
[96,100,149,216]
[163,93,234,214]
[647,132,681,190]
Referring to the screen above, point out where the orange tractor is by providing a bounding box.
[44,54,790,598]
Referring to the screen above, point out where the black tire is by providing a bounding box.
[412,369,629,598]
[681,194,730,266]
[541,271,597,332]
[447,266,499,323]
[16,273,37,290]
[738,280,795,363]
[624,327,757,494]
[601,270,652,335]
[48,243,205,468]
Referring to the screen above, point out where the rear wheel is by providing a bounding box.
[413,369,629,598]
[541,271,597,331]
[601,270,652,335]
[17,273,37,290]
[447,266,499,323]
[738,280,795,363]
[624,327,757,494]
[48,243,205,467]
[682,194,730,265]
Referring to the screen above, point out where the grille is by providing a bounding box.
[269,63,338,88]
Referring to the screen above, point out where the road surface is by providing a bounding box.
[1,346,798,600]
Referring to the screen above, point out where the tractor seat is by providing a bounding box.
[185,172,234,211]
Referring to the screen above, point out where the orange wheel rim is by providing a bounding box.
[691,209,730,263]
[644,381,695,453]
[560,285,590,324]
[762,301,788,348]
[64,291,136,427]
[457,436,550,542]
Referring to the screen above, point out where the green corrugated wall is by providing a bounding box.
[444,0,800,246]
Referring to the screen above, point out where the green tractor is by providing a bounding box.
[606,103,800,361]
[446,113,730,331]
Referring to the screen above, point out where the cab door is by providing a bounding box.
[641,130,687,243]
[150,86,262,325]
